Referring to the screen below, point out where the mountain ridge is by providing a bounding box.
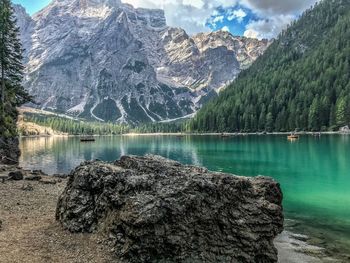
[14,1,270,124]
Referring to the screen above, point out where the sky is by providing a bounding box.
[12,0,51,15]
[12,0,318,39]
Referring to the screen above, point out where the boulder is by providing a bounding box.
[56,155,284,263]
[8,170,24,181]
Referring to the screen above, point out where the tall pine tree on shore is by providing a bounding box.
[0,0,30,163]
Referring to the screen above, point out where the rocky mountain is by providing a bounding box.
[14,0,269,124]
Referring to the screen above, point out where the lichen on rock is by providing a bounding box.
[56,155,283,263]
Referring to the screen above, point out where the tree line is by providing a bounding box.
[23,113,190,135]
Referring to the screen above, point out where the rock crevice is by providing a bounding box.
[56,155,283,262]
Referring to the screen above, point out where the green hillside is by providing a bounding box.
[190,0,350,132]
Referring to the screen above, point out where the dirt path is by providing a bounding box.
[0,170,114,263]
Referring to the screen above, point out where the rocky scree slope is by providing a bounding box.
[14,0,269,124]
[56,155,284,263]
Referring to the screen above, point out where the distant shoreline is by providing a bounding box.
[19,131,349,138]
[122,131,345,136]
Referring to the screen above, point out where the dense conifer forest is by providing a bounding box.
[190,0,350,132]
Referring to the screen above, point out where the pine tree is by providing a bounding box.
[336,96,347,127]
[0,0,31,163]
[308,97,320,131]
[0,0,30,137]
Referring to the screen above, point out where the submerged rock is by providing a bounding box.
[56,155,283,263]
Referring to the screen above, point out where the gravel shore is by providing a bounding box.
[0,165,339,263]
[0,166,114,263]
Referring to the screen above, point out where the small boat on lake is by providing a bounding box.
[80,137,96,142]
[287,134,299,140]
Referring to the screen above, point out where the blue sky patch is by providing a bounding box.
[12,0,51,15]
[206,5,259,36]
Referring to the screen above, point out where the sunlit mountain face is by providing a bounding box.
[13,0,270,124]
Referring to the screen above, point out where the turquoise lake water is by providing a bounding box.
[19,135,350,259]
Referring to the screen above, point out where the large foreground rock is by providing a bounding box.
[56,155,283,263]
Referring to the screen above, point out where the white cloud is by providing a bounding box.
[213,15,224,23]
[240,0,317,39]
[243,15,295,39]
[183,0,204,9]
[122,0,239,34]
[241,0,318,16]
[221,26,230,32]
[227,8,246,22]
[122,0,318,38]
[208,14,225,28]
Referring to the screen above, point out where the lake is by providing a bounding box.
[19,135,350,259]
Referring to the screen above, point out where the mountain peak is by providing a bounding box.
[53,0,122,6]
[33,0,123,20]
[14,0,269,124]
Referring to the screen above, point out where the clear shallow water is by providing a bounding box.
[19,135,350,258]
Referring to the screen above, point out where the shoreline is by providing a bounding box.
[275,231,337,263]
[122,131,345,136]
[19,131,349,138]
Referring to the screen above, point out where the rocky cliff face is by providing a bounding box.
[15,0,270,124]
[56,155,284,263]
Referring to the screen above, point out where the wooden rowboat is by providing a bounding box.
[287,134,299,140]
[80,137,95,142]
